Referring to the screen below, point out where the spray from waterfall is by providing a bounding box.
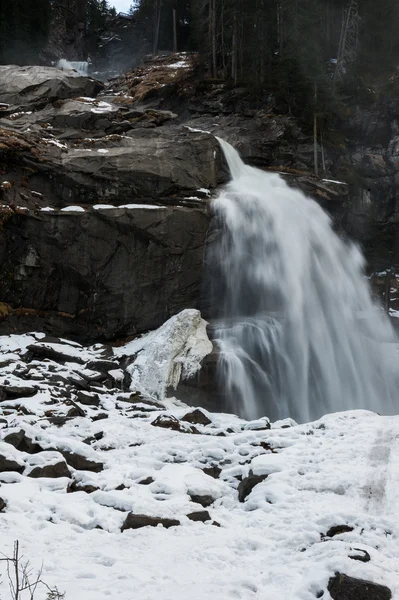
[211,137,398,423]
[57,59,89,77]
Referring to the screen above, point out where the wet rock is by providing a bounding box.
[151,415,200,435]
[0,207,210,342]
[328,573,391,600]
[238,473,268,502]
[60,450,104,473]
[186,510,211,522]
[0,498,6,511]
[182,409,212,426]
[189,494,214,508]
[121,513,180,531]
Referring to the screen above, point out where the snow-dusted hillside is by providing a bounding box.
[0,311,397,600]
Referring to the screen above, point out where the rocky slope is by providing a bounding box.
[0,61,222,340]
[0,55,398,339]
[0,313,397,600]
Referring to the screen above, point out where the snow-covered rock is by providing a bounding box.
[0,326,397,600]
[116,309,213,401]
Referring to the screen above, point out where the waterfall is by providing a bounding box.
[57,59,89,77]
[211,138,398,423]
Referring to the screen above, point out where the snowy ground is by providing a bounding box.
[0,312,398,599]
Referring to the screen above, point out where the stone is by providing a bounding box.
[28,460,71,479]
[349,548,371,563]
[138,477,154,485]
[0,384,38,399]
[151,415,199,435]
[121,513,180,531]
[60,450,104,473]
[76,391,100,407]
[86,360,122,373]
[325,525,354,538]
[0,66,103,107]
[202,465,222,479]
[67,481,99,494]
[182,409,212,426]
[92,413,108,422]
[27,344,85,364]
[238,473,268,502]
[186,510,211,522]
[3,429,44,454]
[189,494,214,508]
[0,498,6,511]
[328,573,391,600]
[0,454,24,474]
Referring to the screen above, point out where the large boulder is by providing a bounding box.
[0,126,220,208]
[328,573,391,600]
[0,207,209,341]
[0,66,103,108]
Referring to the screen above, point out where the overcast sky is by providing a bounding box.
[111,0,133,13]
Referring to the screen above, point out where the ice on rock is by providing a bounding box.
[115,309,213,401]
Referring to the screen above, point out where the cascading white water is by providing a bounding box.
[57,59,89,76]
[212,138,398,423]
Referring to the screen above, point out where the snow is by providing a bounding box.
[197,188,211,196]
[119,204,167,210]
[40,206,55,212]
[91,101,114,114]
[43,139,68,150]
[166,61,189,69]
[185,126,212,134]
[322,178,348,185]
[97,149,109,154]
[93,204,116,210]
[0,314,398,599]
[61,206,86,212]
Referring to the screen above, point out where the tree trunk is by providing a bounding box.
[173,8,177,52]
[313,83,319,178]
[153,0,162,55]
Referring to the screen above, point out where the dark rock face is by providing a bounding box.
[328,573,392,600]
[0,207,209,341]
[121,513,180,531]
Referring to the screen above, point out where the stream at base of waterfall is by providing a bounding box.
[211,138,399,423]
